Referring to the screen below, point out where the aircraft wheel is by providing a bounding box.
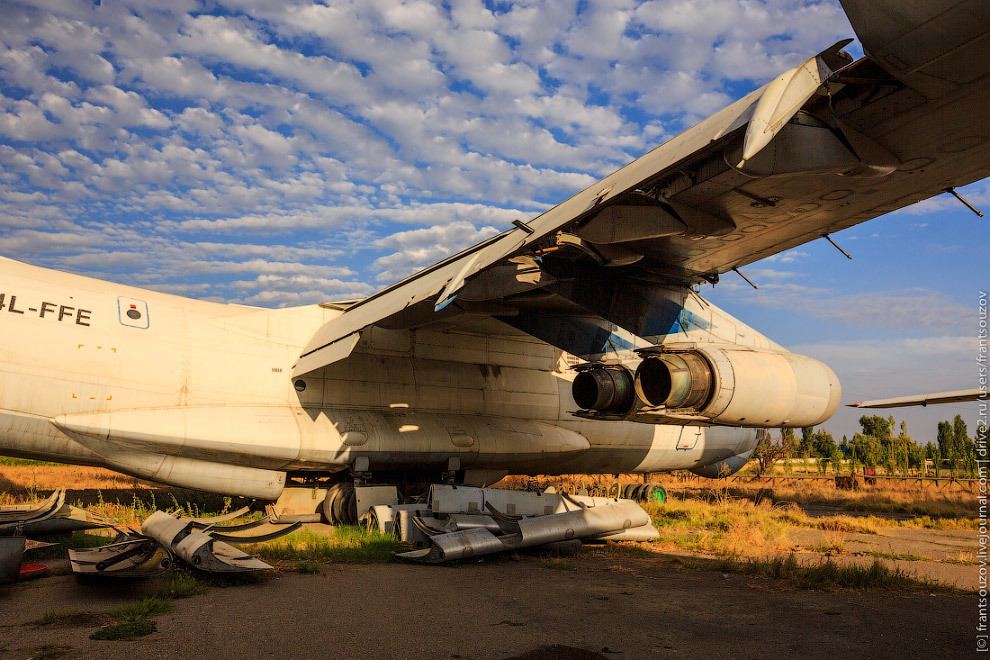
[322,483,345,524]
[645,483,666,504]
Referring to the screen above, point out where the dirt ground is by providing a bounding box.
[0,554,974,660]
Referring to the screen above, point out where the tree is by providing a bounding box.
[953,415,970,458]
[859,415,893,445]
[859,415,893,470]
[937,421,954,473]
[849,432,881,467]
[753,430,795,476]
[799,426,814,457]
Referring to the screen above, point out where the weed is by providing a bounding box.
[294,560,321,573]
[862,551,929,562]
[90,619,156,641]
[720,554,947,591]
[810,528,847,555]
[541,557,575,570]
[34,608,80,625]
[28,644,72,659]
[249,526,398,564]
[108,596,173,620]
[151,569,209,599]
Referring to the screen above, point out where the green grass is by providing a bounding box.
[108,596,173,620]
[713,554,946,591]
[150,569,209,599]
[90,619,156,641]
[862,551,930,562]
[0,456,61,466]
[34,608,80,625]
[248,526,398,563]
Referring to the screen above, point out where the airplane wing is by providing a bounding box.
[295,0,990,377]
[847,389,986,409]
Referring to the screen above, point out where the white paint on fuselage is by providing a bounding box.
[0,257,760,494]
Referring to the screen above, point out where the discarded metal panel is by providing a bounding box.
[0,491,114,537]
[0,490,63,522]
[19,504,115,536]
[0,536,26,585]
[398,527,508,563]
[397,499,654,564]
[184,506,253,524]
[69,536,172,581]
[208,521,302,544]
[18,563,47,580]
[355,485,399,521]
[141,511,272,573]
[0,490,66,534]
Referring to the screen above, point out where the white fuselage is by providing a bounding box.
[0,257,763,498]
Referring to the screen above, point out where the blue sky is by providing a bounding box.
[0,0,984,443]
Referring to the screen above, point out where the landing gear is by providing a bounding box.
[321,483,358,526]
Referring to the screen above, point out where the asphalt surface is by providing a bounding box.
[0,555,973,659]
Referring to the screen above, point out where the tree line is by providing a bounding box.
[752,414,983,478]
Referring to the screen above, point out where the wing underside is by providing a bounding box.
[295,0,990,377]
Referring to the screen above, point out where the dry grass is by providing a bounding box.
[0,464,157,495]
[640,497,795,557]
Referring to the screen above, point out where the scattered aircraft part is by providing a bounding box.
[396,499,652,564]
[354,486,399,523]
[20,505,116,536]
[187,516,271,533]
[847,388,986,409]
[0,536,26,585]
[24,539,56,552]
[0,490,66,535]
[141,511,273,573]
[207,521,302,544]
[0,490,64,523]
[740,40,852,163]
[69,535,172,581]
[183,506,253,524]
[18,563,47,580]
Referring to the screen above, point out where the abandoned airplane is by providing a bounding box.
[1,1,987,523]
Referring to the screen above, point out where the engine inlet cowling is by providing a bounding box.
[572,366,635,413]
[634,353,713,410]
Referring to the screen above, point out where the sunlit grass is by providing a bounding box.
[246,526,399,564]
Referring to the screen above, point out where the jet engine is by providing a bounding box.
[572,365,635,414]
[572,346,840,428]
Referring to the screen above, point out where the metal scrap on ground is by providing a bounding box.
[369,485,659,564]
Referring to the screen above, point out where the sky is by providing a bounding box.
[0,0,985,444]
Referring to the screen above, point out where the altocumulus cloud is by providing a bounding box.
[0,0,853,306]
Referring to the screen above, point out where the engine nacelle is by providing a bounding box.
[633,346,840,428]
[572,365,636,414]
